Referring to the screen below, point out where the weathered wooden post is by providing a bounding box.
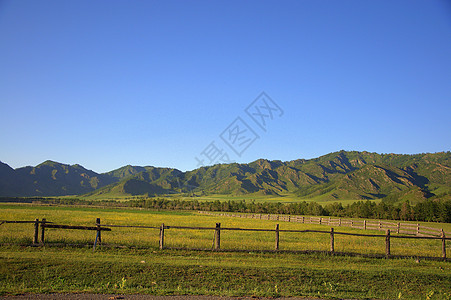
[397,222,400,234]
[275,224,280,250]
[96,218,102,245]
[416,223,420,235]
[33,219,39,244]
[385,229,391,258]
[214,223,221,250]
[330,228,335,253]
[442,229,446,261]
[363,220,367,230]
[40,218,46,244]
[159,223,165,249]
[92,218,102,251]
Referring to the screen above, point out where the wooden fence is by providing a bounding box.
[0,218,450,261]
[0,218,111,247]
[198,211,451,238]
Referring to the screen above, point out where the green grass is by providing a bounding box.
[80,190,369,204]
[164,193,373,205]
[303,198,382,205]
[61,191,383,206]
[0,246,450,299]
[151,193,300,203]
[1,204,451,299]
[1,204,450,257]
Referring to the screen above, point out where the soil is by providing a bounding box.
[0,295,324,300]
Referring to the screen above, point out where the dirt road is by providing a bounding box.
[0,295,325,300]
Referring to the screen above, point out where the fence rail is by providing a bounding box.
[0,217,450,261]
[198,212,451,237]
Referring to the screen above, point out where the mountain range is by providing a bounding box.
[1,151,450,204]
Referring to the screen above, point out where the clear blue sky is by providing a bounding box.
[1,0,450,173]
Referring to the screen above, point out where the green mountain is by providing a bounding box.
[0,160,183,197]
[84,167,183,197]
[83,151,451,203]
[0,161,19,196]
[104,165,158,181]
[291,151,450,203]
[0,160,115,197]
[1,151,450,203]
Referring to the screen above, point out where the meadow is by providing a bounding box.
[1,204,450,256]
[188,193,383,206]
[80,192,375,206]
[0,204,450,299]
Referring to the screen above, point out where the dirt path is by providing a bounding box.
[0,295,326,300]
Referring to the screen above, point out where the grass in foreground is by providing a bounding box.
[0,246,450,299]
[1,205,451,299]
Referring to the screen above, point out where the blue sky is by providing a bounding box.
[1,0,450,173]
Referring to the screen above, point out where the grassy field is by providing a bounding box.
[1,204,450,256]
[1,246,451,299]
[80,192,376,205]
[81,193,302,203]
[0,204,450,299]
[168,193,381,205]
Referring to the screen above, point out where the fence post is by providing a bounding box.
[385,229,390,258]
[33,219,39,244]
[214,223,221,250]
[442,229,446,261]
[40,218,46,244]
[330,228,334,253]
[397,222,400,234]
[159,223,165,249]
[364,220,366,230]
[417,223,420,235]
[339,218,341,226]
[96,218,102,245]
[275,224,279,250]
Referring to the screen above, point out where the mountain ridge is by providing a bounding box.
[1,151,450,204]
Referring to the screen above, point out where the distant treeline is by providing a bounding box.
[127,198,451,223]
[3,196,449,223]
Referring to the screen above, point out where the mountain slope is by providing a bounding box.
[9,160,116,196]
[1,151,450,203]
[83,167,183,197]
[84,151,451,203]
[0,161,19,196]
[104,165,159,181]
